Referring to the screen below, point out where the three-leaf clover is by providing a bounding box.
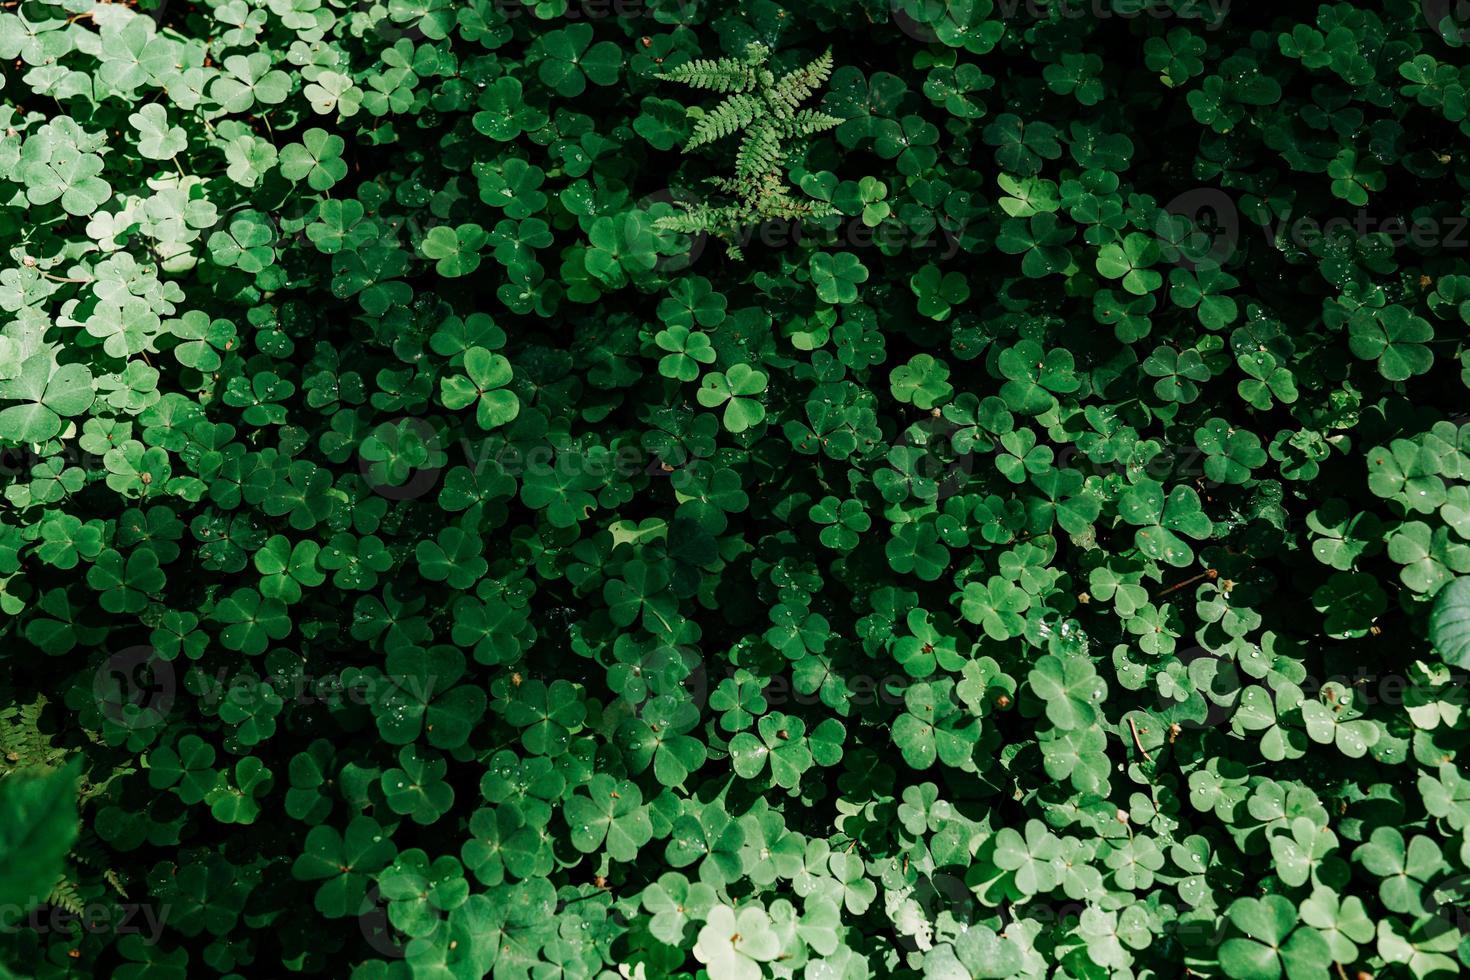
[697,364,769,433]
[440,347,520,429]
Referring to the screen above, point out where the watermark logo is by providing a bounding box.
[359,416,447,501]
[892,0,1230,42]
[1424,873,1470,931]
[635,185,712,274]
[1424,0,1470,44]
[352,0,434,45]
[1159,188,1239,271]
[187,664,436,713]
[1155,645,1240,731]
[1154,186,1470,271]
[635,187,970,275]
[93,646,176,731]
[0,901,169,944]
[0,443,107,480]
[890,0,976,45]
[355,0,702,46]
[1053,440,1215,488]
[357,884,408,959]
[891,871,978,952]
[359,430,686,503]
[893,412,977,501]
[635,642,709,713]
[587,642,710,737]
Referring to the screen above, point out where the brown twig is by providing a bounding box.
[1157,567,1217,598]
[1127,716,1153,762]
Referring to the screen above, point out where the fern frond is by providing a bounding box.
[655,205,745,238]
[69,826,129,896]
[776,110,844,140]
[791,200,840,221]
[79,763,134,804]
[655,211,719,236]
[656,42,840,258]
[656,56,761,93]
[710,174,765,203]
[48,877,84,916]
[741,179,814,221]
[766,49,834,117]
[19,698,44,729]
[0,696,66,775]
[684,93,765,150]
[761,193,838,222]
[735,120,785,183]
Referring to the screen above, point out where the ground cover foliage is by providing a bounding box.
[4,0,1470,976]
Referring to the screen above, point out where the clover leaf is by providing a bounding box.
[440,347,520,429]
[697,364,768,433]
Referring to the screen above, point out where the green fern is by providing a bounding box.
[766,49,834,117]
[656,44,841,256]
[47,876,85,916]
[735,120,784,183]
[71,828,127,896]
[0,696,67,775]
[1,698,134,907]
[685,93,765,149]
[779,109,844,140]
[653,50,767,94]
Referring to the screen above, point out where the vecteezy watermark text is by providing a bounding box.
[1,902,169,945]
[891,0,1231,43]
[1160,186,1470,271]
